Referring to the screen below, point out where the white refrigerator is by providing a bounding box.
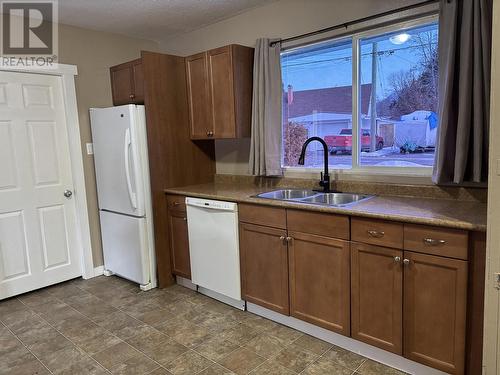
[90,105,156,291]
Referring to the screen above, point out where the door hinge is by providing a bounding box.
[494,273,500,290]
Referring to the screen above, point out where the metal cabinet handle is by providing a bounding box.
[394,256,401,263]
[129,94,135,99]
[173,202,180,206]
[403,258,410,266]
[279,236,286,245]
[286,236,293,243]
[367,230,385,238]
[183,217,187,221]
[423,238,446,246]
[206,131,214,137]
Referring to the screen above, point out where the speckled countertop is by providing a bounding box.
[164,183,487,232]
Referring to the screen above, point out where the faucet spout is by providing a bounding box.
[298,137,333,193]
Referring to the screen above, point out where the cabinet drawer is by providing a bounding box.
[239,204,286,229]
[351,217,403,249]
[287,209,349,240]
[167,195,186,211]
[404,224,468,260]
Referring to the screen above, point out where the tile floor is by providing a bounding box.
[0,276,407,375]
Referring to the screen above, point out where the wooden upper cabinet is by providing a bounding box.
[186,44,254,140]
[351,242,403,354]
[186,52,212,139]
[288,232,350,335]
[110,58,144,105]
[239,222,289,315]
[404,251,467,375]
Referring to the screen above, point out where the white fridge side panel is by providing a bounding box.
[133,105,157,288]
[100,211,150,285]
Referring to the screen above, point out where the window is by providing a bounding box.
[281,17,439,173]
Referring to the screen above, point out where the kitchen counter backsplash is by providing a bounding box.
[213,174,487,203]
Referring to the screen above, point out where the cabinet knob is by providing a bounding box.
[403,259,410,266]
[394,256,401,263]
[367,230,385,238]
[286,236,293,243]
[129,94,135,99]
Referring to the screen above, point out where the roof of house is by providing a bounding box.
[284,84,372,118]
[289,112,352,123]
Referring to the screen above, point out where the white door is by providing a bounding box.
[0,71,81,299]
[90,105,145,217]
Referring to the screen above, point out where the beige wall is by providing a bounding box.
[57,24,158,266]
[160,0,422,175]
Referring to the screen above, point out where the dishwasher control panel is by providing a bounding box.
[185,197,237,211]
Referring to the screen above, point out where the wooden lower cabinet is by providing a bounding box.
[404,251,467,375]
[288,232,350,335]
[167,209,191,279]
[351,243,403,354]
[239,223,289,314]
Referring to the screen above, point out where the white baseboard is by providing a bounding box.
[176,277,245,310]
[247,302,447,375]
[93,265,104,277]
[176,276,197,290]
[197,286,245,310]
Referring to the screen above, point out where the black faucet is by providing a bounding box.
[298,137,333,193]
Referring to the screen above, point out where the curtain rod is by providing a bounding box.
[269,0,440,47]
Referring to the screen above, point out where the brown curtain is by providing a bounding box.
[433,0,492,184]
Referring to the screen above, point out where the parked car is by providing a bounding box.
[325,129,384,154]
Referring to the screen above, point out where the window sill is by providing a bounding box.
[283,166,434,185]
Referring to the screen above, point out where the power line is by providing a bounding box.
[281,41,437,69]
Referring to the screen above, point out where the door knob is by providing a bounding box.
[64,190,73,198]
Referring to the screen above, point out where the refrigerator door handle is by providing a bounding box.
[124,128,137,209]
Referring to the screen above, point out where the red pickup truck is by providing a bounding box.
[325,129,384,154]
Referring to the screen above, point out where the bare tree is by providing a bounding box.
[377,30,439,119]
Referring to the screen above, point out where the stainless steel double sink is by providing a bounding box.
[254,189,373,207]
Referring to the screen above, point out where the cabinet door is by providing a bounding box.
[351,243,402,354]
[208,46,235,138]
[404,252,467,374]
[131,60,144,104]
[186,52,213,139]
[168,210,191,279]
[239,223,289,314]
[288,232,350,335]
[110,64,133,105]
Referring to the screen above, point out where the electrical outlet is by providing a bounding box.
[86,143,93,155]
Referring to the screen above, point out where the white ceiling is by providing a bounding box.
[58,0,274,42]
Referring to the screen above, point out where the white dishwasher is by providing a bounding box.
[186,197,244,309]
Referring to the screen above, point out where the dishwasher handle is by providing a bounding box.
[185,197,238,212]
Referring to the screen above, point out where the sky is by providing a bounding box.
[281,22,438,100]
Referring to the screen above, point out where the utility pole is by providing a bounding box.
[370,42,378,152]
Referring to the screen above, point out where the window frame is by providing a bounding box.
[281,13,439,180]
